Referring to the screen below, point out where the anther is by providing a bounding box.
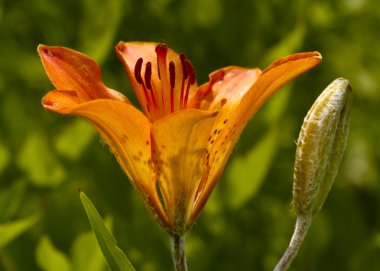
[179,54,188,108]
[183,59,196,107]
[180,53,188,79]
[145,62,152,90]
[144,62,158,111]
[169,61,175,112]
[169,61,176,89]
[134,58,144,84]
[185,60,196,85]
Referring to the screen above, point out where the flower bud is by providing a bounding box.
[293,78,352,216]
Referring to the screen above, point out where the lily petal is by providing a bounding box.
[38,45,129,102]
[191,52,322,222]
[189,66,262,110]
[151,109,217,234]
[43,90,81,114]
[42,92,168,225]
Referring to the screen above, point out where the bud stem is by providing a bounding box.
[274,215,312,271]
[171,234,188,271]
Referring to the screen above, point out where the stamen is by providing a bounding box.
[179,53,188,108]
[180,53,188,79]
[134,58,153,117]
[155,43,168,80]
[186,60,196,85]
[184,59,196,107]
[155,43,170,114]
[169,61,175,112]
[169,61,176,89]
[144,62,158,110]
[134,58,143,84]
[155,43,168,55]
[144,62,153,90]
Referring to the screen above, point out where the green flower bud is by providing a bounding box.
[293,78,352,216]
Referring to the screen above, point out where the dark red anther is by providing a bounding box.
[169,61,175,89]
[144,62,152,90]
[183,59,196,108]
[185,59,196,85]
[134,58,143,84]
[169,61,175,112]
[180,53,188,79]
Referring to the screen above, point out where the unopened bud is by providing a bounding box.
[293,78,352,216]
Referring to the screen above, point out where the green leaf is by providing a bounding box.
[79,0,124,64]
[0,141,10,174]
[0,179,27,222]
[262,23,306,65]
[226,127,278,209]
[16,131,66,187]
[80,192,136,271]
[36,235,71,271]
[0,213,40,248]
[54,119,95,161]
[71,230,107,271]
[225,88,291,209]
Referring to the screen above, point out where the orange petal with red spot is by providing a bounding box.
[191,52,322,223]
[151,109,217,234]
[190,66,261,110]
[42,91,168,226]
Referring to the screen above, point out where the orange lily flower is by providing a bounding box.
[39,42,321,236]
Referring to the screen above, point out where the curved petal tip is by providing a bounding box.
[42,90,80,114]
[263,51,322,74]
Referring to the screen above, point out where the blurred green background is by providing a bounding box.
[1,0,379,270]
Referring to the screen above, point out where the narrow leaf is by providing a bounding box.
[79,192,136,271]
[226,127,278,208]
[36,236,71,271]
[0,213,40,248]
[71,230,107,271]
[0,180,27,222]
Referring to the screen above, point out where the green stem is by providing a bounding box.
[171,235,188,271]
[274,215,312,271]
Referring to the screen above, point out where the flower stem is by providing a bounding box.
[274,215,312,271]
[171,234,188,271]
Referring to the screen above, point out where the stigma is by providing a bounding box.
[133,43,197,121]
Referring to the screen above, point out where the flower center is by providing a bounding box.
[134,43,197,121]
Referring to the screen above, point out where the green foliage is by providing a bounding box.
[0,142,10,174]
[54,119,95,161]
[16,132,66,187]
[0,214,40,249]
[36,236,71,271]
[80,192,136,271]
[0,0,379,270]
[226,126,278,209]
[71,230,107,271]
